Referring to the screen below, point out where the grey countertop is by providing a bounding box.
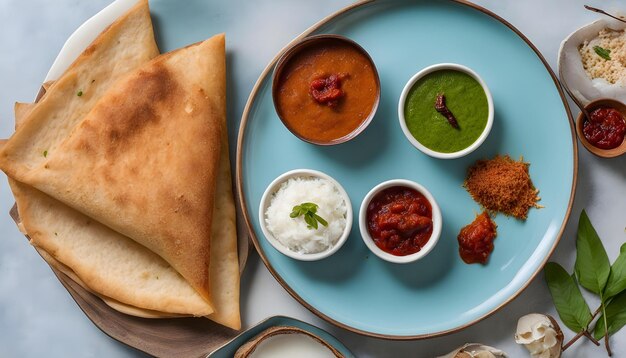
[1,0,625,357]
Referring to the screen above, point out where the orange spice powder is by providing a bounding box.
[464,155,541,220]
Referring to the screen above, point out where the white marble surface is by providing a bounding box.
[1,0,625,357]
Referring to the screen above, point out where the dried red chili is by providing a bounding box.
[435,93,460,129]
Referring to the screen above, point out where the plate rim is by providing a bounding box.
[236,0,578,340]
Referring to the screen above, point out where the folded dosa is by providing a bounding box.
[11,91,240,327]
[3,0,217,317]
[36,248,185,319]
[8,143,209,318]
[0,0,158,172]
[205,121,241,329]
[2,35,226,305]
[18,146,239,325]
[11,83,241,326]
[19,143,240,326]
[13,102,34,130]
[13,182,214,315]
[3,2,239,327]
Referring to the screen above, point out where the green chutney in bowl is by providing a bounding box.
[398,64,493,159]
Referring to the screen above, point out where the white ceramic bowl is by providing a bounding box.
[557,18,626,106]
[259,169,353,261]
[398,63,494,159]
[359,179,442,264]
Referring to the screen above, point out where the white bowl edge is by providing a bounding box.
[557,18,626,106]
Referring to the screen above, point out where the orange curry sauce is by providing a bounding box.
[275,39,378,143]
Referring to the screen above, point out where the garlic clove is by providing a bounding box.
[515,314,563,358]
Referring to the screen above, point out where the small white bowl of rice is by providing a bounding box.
[259,169,352,261]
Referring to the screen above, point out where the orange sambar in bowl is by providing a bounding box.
[272,35,380,145]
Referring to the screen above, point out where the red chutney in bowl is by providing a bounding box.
[366,186,433,256]
[583,107,626,150]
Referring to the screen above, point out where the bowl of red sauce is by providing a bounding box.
[358,179,442,264]
[272,34,380,145]
[576,98,626,158]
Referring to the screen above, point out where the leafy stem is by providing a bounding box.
[584,306,602,346]
[584,331,601,346]
[562,330,600,351]
[562,330,586,351]
[601,298,612,356]
[562,306,601,351]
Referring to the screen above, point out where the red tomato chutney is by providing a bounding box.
[457,212,497,264]
[583,107,626,149]
[366,186,433,256]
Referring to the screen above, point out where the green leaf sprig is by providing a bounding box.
[545,210,626,356]
[593,45,612,60]
[290,202,328,230]
[545,262,592,333]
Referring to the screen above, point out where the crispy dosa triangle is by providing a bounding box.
[14,102,35,130]
[11,100,240,327]
[0,0,158,172]
[206,116,241,329]
[17,150,240,326]
[6,35,227,304]
[72,139,239,327]
[42,81,55,92]
[20,150,240,326]
[8,34,240,329]
[11,121,241,327]
[36,248,185,319]
[1,0,217,316]
[12,100,213,316]
[12,181,214,315]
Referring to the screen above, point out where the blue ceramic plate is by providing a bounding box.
[238,0,577,338]
[208,316,354,357]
